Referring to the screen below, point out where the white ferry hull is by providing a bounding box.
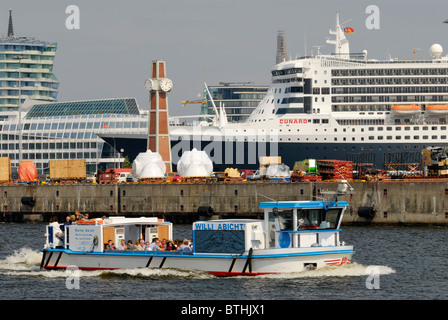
[41,246,354,276]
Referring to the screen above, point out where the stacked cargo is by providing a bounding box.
[218,168,243,182]
[317,160,353,180]
[18,160,38,182]
[422,147,448,177]
[259,156,281,178]
[49,160,87,183]
[0,157,11,184]
[290,159,322,182]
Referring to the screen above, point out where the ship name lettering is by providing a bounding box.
[279,119,308,124]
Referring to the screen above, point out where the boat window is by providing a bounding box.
[276,107,304,114]
[324,209,342,228]
[275,209,293,230]
[297,208,342,230]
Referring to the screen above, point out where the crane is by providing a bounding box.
[181,100,205,106]
[412,48,422,60]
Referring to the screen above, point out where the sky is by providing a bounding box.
[2,0,448,116]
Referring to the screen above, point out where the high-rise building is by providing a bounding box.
[0,9,59,112]
[276,30,287,64]
[207,83,268,122]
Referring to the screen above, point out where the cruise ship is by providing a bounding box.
[101,13,448,172]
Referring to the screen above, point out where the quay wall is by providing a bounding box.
[1,181,448,225]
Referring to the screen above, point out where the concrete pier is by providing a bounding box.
[1,180,448,225]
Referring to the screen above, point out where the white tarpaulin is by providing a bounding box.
[132,150,166,178]
[177,148,213,177]
[265,164,290,177]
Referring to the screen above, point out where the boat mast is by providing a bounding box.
[326,12,350,57]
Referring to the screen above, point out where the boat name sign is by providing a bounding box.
[70,225,103,252]
[194,222,245,231]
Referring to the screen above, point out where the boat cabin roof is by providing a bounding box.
[259,200,349,209]
[104,216,170,226]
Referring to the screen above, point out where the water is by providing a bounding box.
[0,223,447,302]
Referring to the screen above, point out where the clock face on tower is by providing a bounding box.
[144,78,153,91]
[160,78,173,92]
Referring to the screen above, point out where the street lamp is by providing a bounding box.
[12,55,27,167]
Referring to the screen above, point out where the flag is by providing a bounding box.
[344,27,354,34]
[103,123,108,128]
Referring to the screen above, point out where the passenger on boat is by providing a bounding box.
[116,239,126,250]
[136,239,146,251]
[178,240,191,252]
[149,238,161,251]
[165,241,175,251]
[49,216,64,241]
[105,240,115,250]
[74,210,84,221]
[297,211,311,230]
[126,240,136,250]
[64,216,72,227]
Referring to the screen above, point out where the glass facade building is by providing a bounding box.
[0,98,147,176]
[207,84,268,122]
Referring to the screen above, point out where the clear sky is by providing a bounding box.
[2,0,448,116]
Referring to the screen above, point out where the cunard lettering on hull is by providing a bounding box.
[279,119,309,124]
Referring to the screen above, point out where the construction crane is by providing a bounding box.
[412,47,422,60]
[181,100,205,106]
[218,81,254,86]
[181,85,209,117]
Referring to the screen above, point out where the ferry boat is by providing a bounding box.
[99,13,448,171]
[40,183,354,276]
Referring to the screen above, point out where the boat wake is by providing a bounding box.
[0,248,214,280]
[0,247,43,271]
[255,263,396,279]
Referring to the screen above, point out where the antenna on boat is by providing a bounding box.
[313,45,323,55]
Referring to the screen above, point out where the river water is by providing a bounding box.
[0,222,446,304]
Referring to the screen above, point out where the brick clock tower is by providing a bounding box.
[144,60,173,173]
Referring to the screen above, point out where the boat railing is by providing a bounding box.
[45,224,67,249]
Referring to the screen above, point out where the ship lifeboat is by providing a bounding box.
[425,104,448,115]
[391,104,421,115]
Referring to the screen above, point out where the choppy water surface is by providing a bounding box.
[0,223,446,300]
